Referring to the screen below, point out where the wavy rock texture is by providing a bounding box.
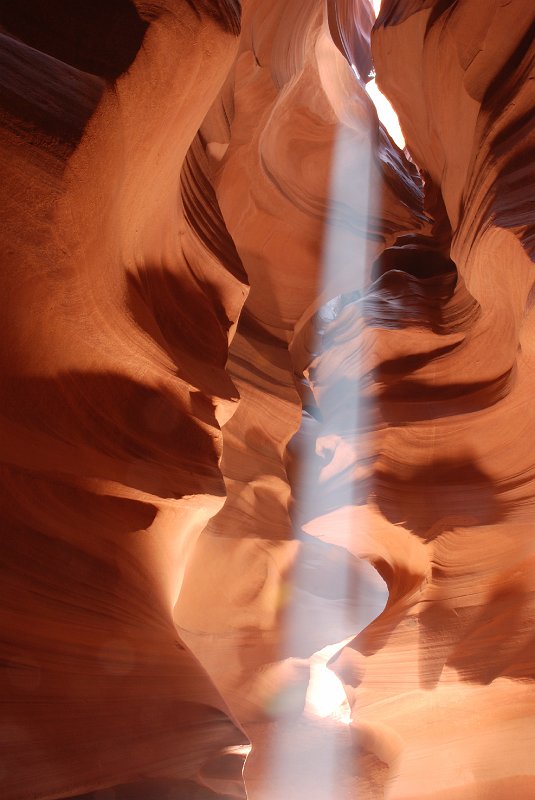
[339,2,535,797]
[0,3,249,799]
[1,1,534,799]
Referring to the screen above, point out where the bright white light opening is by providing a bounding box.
[305,640,352,724]
[366,78,406,149]
[222,745,253,757]
[362,1,406,149]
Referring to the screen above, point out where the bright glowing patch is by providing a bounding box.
[305,640,352,724]
[366,78,406,149]
[222,745,253,757]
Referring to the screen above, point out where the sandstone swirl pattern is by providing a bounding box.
[0,1,534,799]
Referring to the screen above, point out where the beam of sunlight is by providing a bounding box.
[255,81,389,800]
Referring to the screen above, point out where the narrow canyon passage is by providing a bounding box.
[0,2,534,800]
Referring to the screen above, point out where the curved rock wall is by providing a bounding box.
[1,1,534,799]
[0,3,248,798]
[346,2,535,797]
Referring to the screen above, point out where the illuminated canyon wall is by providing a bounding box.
[1,1,534,799]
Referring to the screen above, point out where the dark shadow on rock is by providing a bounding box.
[426,0,459,32]
[0,444,249,797]
[0,0,149,79]
[446,584,535,684]
[416,581,535,690]
[363,247,479,334]
[126,267,235,389]
[181,137,248,285]
[0,370,226,499]
[0,32,103,147]
[371,243,456,282]
[492,146,535,262]
[417,602,460,689]
[376,341,462,379]
[326,0,374,82]
[377,364,515,423]
[374,458,503,540]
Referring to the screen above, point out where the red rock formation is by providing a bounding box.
[339,2,535,797]
[1,1,534,799]
[0,3,248,798]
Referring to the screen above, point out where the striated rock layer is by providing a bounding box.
[346,2,535,797]
[1,1,534,799]
[0,3,249,798]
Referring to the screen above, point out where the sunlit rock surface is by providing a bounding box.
[1,1,534,799]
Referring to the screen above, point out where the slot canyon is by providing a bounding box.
[1,1,534,798]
